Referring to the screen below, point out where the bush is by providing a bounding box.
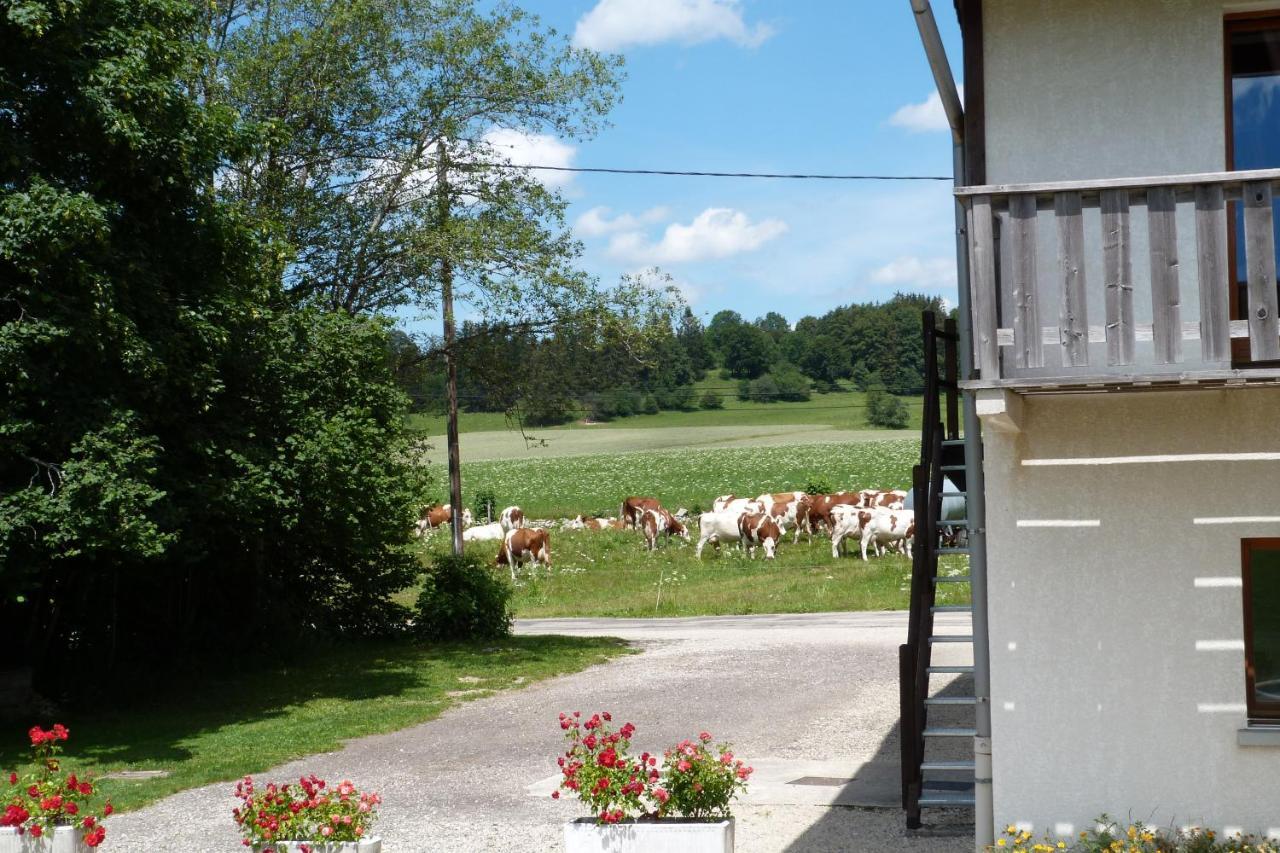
[717,368,733,381]
[811,378,839,394]
[699,391,724,410]
[747,374,780,403]
[736,379,751,401]
[803,478,834,496]
[657,385,697,411]
[414,552,512,641]
[640,394,660,415]
[523,393,576,426]
[866,387,910,429]
[472,488,499,525]
[771,363,811,402]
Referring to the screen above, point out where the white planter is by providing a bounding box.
[564,818,734,853]
[0,827,89,853]
[253,841,381,853]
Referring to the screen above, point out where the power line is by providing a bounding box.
[477,162,952,181]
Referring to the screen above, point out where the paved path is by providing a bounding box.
[108,612,974,852]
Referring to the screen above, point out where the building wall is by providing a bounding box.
[983,0,1229,184]
[981,387,1280,835]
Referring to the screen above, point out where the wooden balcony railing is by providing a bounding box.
[957,168,1280,387]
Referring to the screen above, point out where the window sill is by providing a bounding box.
[1237,725,1280,746]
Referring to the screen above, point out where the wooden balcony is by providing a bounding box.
[957,168,1280,392]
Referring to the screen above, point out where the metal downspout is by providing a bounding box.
[908,2,994,848]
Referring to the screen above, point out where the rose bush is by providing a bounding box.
[1,725,110,847]
[553,712,751,824]
[233,774,380,849]
[657,730,752,819]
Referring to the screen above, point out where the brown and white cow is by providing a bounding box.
[860,509,915,561]
[806,492,862,533]
[416,503,473,536]
[830,505,874,559]
[858,489,908,511]
[756,491,812,543]
[496,528,551,579]
[620,496,662,529]
[640,507,688,550]
[738,512,781,559]
[500,505,525,532]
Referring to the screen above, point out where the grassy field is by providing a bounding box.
[424,438,916,518]
[415,527,969,618]
[0,636,631,814]
[407,383,923,446]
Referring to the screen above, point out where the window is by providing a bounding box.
[1242,538,1280,722]
[1227,16,1280,363]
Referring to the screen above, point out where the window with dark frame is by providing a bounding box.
[1242,538,1280,722]
[1226,15,1280,364]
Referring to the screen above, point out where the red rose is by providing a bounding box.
[30,825,42,838]
[103,803,114,816]
[27,785,38,798]
[6,772,15,785]
[551,790,560,799]
[78,782,92,796]
[699,731,712,742]
[28,727,45,746]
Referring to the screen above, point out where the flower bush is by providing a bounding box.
[990,816,1279,853]
[233,774,380,849]
[1,725,110,847]
[657,731,751,819]
[553,712,752,824]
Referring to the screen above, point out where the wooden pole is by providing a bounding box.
[438,139,464,556]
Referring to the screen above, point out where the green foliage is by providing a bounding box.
[991,815,1280,853]
[656,385,696,411]
[746,374,779,403]
[770,363,811,402]
[658,735,751,819]
[866,387,910,429]
[719,323,777,379]
[640,394,660,415]
[472,488,499,525]
[699,390,724,410]
[0,0,429,689]
[414,552,513,642]
[803,478,835,496]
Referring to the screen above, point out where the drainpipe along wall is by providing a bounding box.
[906,2,995,850]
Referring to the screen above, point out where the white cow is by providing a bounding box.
[830,505,874,559]
[860,509,915,561]
[500,505,525,532]
[696,510,748,559]
[462,521,505,542]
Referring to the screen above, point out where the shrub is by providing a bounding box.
[803,478,834,496]
[699,391,724,410]
[736,378,751,401]
[234,775,380,847]
[659,731,752,819]
[523,393,577,426]
[866,388,910,429]
[811,377,839,394]
[472,488,499,525]
[414,552,512,641]
[747,374,780,403]
[640,394,660,415]
[771,363,811,402]
[658,385,697,411]
[717,368,733,381]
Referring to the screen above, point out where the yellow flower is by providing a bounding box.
[1058,844,1067,850]
[1007,825,1017,834]
[1128,826,1138,839]
[997,841,1007,848]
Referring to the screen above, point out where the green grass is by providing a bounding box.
[417,529,969,618]
[0,636,632,814]
[428,438,918,518]
[407,385,923,445]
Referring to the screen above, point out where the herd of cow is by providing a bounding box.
[416,487,917,580]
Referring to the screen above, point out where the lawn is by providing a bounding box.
[0,636,631,814]
[425,438,918,518]
[407,383,923,451]
[416,527,970,618]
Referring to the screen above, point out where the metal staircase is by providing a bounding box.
[900,312,980,827]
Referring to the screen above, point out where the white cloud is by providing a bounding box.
[575,205,671,237]
[630,267,703,304]
[481,128,577,188]
[607,207,788,264]
[870,256,957,289]
[573,0,773,51]
[887,87,963,133]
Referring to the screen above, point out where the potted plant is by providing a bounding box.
[554,711,752,853]
[232,775,382,852]
[1,725,111,852]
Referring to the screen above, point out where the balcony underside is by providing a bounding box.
[961,366,1280,395]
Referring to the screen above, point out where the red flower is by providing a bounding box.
[1,804,30,827]
[550,790,560,800]
[51,724,68,742]
[699,731,712,742]
[103,803,114,816]
[30,825,42,838]
[26,785,38,798]
[78,782,92,796]
[6,772,15,785]
[65,802,78,816]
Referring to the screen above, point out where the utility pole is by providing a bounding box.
[438,138,465,556]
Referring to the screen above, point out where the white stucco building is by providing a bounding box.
[903,1,1280,847]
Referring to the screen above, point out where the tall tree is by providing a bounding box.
[677,307,714,376]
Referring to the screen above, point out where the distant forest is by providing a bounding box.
[398,292,949,426]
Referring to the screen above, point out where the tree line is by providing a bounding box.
[401,292,945,427]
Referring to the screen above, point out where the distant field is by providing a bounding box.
[413,527,968,618]
[423,438,916,518]
[407,384,924,439]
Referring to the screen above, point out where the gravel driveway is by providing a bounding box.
[107,611,974,852]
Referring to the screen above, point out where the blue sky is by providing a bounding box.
[477,0,964,326]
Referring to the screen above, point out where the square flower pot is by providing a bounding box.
[0,827,90,853]
[563,818,734,853]
[252,841,381,853]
